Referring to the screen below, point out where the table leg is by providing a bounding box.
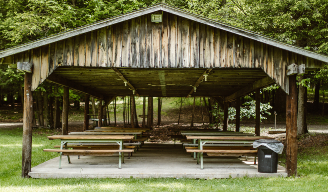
[200,139,204,170]
[59,141,65,169]
[65,143,71,164]
[119,140,122,168]
[193,139,196,160]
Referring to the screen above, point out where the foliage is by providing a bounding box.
[229,100,273,122]
[0,68,24,96]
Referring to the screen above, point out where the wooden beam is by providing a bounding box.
[223,102,228,131]
[83,94,90,131]
[131,96,135,128]
[142,97,146,128]
[112,68,139,96]
[98,100,103,127]
[47,74,104,99]
[157,97,161,125]
[255,89,260,136]
[187,69,212,97]
[22,73,33,178]
[62,87,69,135]
[286,75,298,176]
[225,76,274,102]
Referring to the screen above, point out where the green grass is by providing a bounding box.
[2,128,328,191]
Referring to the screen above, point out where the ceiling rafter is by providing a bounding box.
[187,69,212,97]
[112,68,139,96]
[46,74,104,99]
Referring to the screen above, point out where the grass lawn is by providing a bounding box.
[1,128,328,191]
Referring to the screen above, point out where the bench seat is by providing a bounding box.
[44,149,134,169]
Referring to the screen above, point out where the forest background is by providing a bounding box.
[0,0,328,127]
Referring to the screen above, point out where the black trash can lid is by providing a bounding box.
[256,139,280,143]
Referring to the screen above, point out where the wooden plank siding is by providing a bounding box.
[16,12,322,91]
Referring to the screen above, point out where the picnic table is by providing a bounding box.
[44,135,134,169]
[185,135,273,169]
[69,131,142,139]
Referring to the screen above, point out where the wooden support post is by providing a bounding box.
[236,97,240,132]
[123,97,126,128]
[286,75,298,177]
[131,96,135,128]
[114,97,117,127]
[142,97,145,128]
[157,97,161,125]
[22,73,33,178]
[83,94,90,131]
[255,89,261,136]
[191,97,195,127]
[62,87,69,135]
[147,97,153,128]
[201,98,204,125]
[43,89,49,127]
[37,91,44,126]
[178,97,182,125]
[223,102,228,131]
[98,100,103,127]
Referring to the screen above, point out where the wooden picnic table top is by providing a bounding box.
[86,129,148,132]
[48,135,134,140]
[69,131,142,135]
[96,126,150,129]
[185,135,272,140]
[181,132,255,136]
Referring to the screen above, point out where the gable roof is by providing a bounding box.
[0,3,328,63]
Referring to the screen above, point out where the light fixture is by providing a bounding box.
[124,81,128,86]
[203,74,208,81]
[194,86,197,92]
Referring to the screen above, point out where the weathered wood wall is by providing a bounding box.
[7,12,324,91]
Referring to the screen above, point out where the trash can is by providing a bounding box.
[253,139,284,173]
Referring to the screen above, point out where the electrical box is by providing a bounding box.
[298,64,305,74]
[151,14,162,23]
[287,63,298,76]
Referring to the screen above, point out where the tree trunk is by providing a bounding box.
[98,100,103,127]
[49,91,54,129]
[286,75,298,177]
[203,97,210,123]
[178,97,182,125]
[54,86,61,129]
[208,98,213,124]
[255,89,261,136]
[102,103,107,126]
[147,97,153,128]
[114,97,117,127]
[43,90,49,127]
[37,91,44,126]
[142,97,146,128]
[131,96,135,128]
[123,97,126,128]
[83,94,90,131]
[314,82,320,108]
[157,97,161,125]
[236,97,240,132]
[62,87,69,135]
[201,98,204,125]
[22,73,33,178]
[132,96,139,128]
[322,91,325,116]
[297,77,306,135]
[191,97,195,127]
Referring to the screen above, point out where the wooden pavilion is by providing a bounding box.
[1,3,328,178]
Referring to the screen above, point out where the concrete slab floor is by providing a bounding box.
[29,143,287,179]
